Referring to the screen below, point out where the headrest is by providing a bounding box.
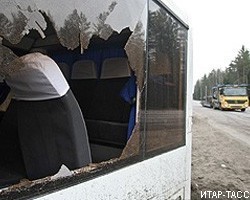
[58,62,70,80]
[71,60,97,79]
[5,53,69,101]
[101,58,130,79]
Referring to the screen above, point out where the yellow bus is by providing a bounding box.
[212,85,249,111]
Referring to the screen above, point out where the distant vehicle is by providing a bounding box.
[244,84,250,106]
[201,95,213,108]
[211,85,249,111]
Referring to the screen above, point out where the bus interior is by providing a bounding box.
[0,13,136,188]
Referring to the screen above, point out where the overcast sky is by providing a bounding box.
[168,0,250,83]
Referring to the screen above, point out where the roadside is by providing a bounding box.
[191,101,250,200]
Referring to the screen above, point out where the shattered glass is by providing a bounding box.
[0,0,146,83]
[0,0,147,190]
[0,0,188,196]
[0,0,147,161]
[0,40,22,77]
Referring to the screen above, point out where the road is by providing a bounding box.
[193,100,250,147]
[191,101,250,200]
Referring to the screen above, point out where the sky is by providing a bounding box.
[167,0,250,83]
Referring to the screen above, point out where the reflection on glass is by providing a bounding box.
[145,0,188,154]
[0,43,21,77]
[121,4,147,160]
[0,0,146,52]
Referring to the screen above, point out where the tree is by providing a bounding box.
[193,79,201,100]
[194,46,250,99]
[228,45,250,84]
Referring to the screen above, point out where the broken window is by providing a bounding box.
[0,0,188,198]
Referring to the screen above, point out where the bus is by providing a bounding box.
[211,85,249,111]
[0,0,192,199]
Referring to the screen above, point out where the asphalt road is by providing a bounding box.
[193,100,250,147]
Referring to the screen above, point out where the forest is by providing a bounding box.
[193,46,250,100]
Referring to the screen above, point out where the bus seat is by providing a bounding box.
[86,57,131,149]
[71,60,97,80]
[100,57,131,79]
[0,101,27,188]
[15,90,92,180]
[4,53,92,180]
[70,60,97,115]
[58,62,71,80]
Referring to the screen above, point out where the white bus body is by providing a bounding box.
[0,0,192,199]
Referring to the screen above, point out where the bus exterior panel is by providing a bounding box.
[34,147,188,200]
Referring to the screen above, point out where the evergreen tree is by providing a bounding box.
[193,46,250,99]
[193,79,201,100]
[229,45,250,84]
